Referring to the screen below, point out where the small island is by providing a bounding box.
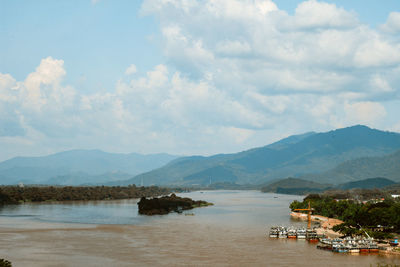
[137,193,213,215]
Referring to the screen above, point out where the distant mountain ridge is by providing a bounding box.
[337,177,396,190]
[261,177,396,195]
[0,150,178,185]
[3,125,400,187]
[260,178,331,195]
[123,125,400,186]
[303,150,400,184]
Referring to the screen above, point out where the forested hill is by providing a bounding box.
[303,150,400,184]
[122,125,400,186]
[260,177,396,195]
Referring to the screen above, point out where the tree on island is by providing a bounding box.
[0,259,12,267]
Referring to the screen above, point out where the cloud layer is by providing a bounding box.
[1,0,400,160]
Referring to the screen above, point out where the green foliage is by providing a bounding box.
[0,259,12,267]
[0,185,171,205]
[307,150,400,184]
[291,194,400,238]
[261,178,330,194]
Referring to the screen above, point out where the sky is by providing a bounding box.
[1,0,400,161]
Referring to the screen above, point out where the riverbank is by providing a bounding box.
[290,211,343,238]
[290,211,400,257]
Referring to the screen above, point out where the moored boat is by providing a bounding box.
[287,228,297,239]
[332,243,348,253]
[296,228,306,239]
[278,229,288,238]
[368,242,379,253]
[348,245,360,253]
[269,227,278,238]
[359,245,369,253]
[390,239,399,247]
[306,229,319,242]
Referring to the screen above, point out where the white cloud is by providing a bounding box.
[369,75,394,94]
[0,73,17,102]
[2,1,400,160]
[381,12,400,33]
[22,57,69,110]
[344,101,387,126]
[142,0,400,100]
[292,0,358,29]
[215,40,251,56]
[125,64,137,75]
[391,121,400,133]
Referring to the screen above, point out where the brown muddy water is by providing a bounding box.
[0,190,399,266]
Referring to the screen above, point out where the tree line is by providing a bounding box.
[290,190,400,239]
[0,185,172,205]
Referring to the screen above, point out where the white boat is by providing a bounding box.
[278,230,287,238]
[269,227,278,238]
[296,228,306,239]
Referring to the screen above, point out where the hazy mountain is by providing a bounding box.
[122,125,400,186]
[0,150,178,185]
[259,177,395,195]
[336,177,396,190]
[260,178,331,195]
[303,150,400,184]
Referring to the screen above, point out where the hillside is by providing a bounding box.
[121,125,400,186]
[303,150,400,184]
[0,150,178,185]
[260,178,331,195]
[260,177,395,195]
[336,177,395,190]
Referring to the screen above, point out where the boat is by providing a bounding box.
[287,228,297,239]
[359,244,369,253]
[332,243,348,253]
[278,229,287,238]
[368,242,379,253]
[317,238,333,250]
[269,227,278,238]
[306,229,319,242]
[390,239,399,247]
[347,244,360,253]
[296,228,306,239]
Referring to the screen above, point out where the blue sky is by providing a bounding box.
[1,0,400,161]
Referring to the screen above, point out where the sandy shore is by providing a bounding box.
[291,211,343,238]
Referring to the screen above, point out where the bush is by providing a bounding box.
[0,259,12,267]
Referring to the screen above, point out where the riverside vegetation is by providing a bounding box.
[0,185,172,205]
[0,259,12,267]
[137,193,213,215]
[290,191,400,239]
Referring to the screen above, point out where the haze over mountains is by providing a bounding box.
[0,150,178,185]
[1,125,400,187]
[127,125,400,186]
[302,150,400,184]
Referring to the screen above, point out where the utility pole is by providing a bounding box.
[294,201,313,229]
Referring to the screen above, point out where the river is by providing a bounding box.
[0,190,399,266]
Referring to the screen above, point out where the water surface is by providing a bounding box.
[1,190,399,266]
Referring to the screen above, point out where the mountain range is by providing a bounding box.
[0,150,178,185]
[302,150,400,184]
[1,125,400,187]
[124,125,400,186]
